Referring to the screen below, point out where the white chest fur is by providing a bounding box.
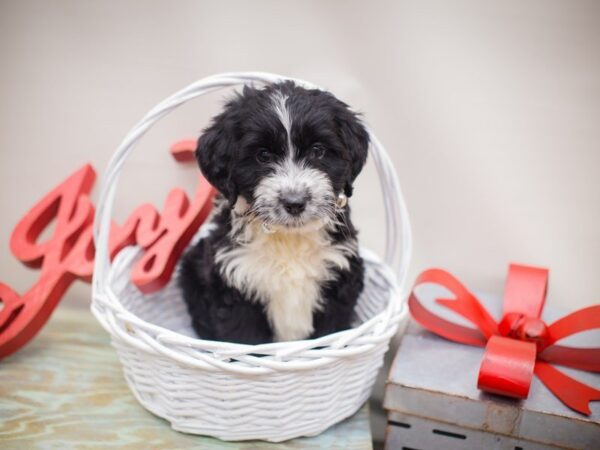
[216,222,354,341]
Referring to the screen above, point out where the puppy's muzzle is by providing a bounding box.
[280,190,310,216]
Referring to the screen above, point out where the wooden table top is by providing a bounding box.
[0,307,372,449]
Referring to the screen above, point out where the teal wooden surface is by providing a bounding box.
[0,307,372,449]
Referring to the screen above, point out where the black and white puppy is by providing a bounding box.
[179,81,369,344]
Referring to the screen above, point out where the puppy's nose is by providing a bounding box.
[281,191,308,215]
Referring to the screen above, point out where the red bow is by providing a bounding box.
[408,264,600,415]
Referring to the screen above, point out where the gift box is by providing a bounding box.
[384,268,599,450]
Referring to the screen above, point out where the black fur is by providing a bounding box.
[179,81,369,344]
[179,202,274,344]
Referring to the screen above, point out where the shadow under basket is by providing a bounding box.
[91,72,412,442]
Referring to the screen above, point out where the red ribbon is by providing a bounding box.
[408,264,600,415]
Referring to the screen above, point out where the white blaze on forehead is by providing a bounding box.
[269,91,329,196]
[271,91,293,158]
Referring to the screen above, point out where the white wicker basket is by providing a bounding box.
[91,72,412,442]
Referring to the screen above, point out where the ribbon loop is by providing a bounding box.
[410,268,497,342]
[478,336,537,399]
[546,305,600,346]
[503,264,548,319]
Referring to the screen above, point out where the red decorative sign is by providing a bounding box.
[0,141,214,359]
[409,264,600,415]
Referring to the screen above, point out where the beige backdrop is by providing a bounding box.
[1,0,599,444]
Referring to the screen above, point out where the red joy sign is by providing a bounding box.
[0,140,214,358]
[409,264,600,415]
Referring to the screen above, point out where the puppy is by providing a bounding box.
[179,81,369,344]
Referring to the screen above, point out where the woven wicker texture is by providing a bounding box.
[91,73,412,442]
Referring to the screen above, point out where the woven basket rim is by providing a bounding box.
[93,246,404,357]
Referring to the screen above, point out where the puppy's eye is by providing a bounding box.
[256,149,273,164]
[310,144,326,160]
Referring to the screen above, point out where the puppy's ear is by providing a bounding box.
[336,110,369,197]
[196,118,238,205]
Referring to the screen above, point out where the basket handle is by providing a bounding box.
[92,72,412,300]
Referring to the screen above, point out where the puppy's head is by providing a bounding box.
[196,81,369,231]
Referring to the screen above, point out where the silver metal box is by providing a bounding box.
[384,287,599,450]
